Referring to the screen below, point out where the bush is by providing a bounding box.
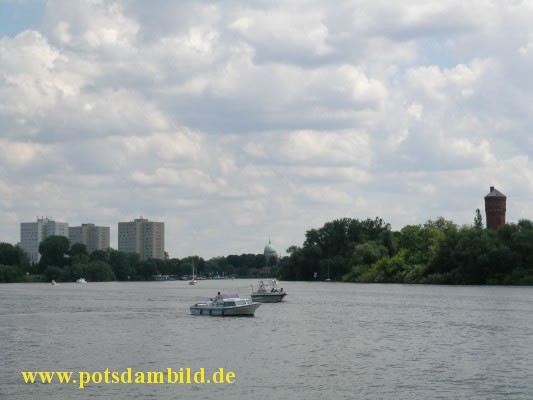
[343,264,371,282]
[0,264,25,282]
[44,266,63,282]
[61,264,85,282]
[403,264,427,283]
[85,261,115,282]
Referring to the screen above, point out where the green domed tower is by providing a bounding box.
[264,239,278,264]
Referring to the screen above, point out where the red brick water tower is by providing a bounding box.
[484,186,506,230]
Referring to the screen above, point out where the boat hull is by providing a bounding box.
[251,293,287,303]
[190,303,261,316]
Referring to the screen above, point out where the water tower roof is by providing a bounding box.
[485,186,506,199]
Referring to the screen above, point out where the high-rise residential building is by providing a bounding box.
[118,217,165,260]
[19,218,69,263]
[69,223,110,254]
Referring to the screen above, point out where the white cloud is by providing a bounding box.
[407,103,423,120]
[47,1,139,54]
[227,6,332,57]
[518,41,533,55]
[0,0,532,257]
[0,31,70,118]
[130,168,218,193]
[118,130,204,161]
[291,184,353,206]
[406,59,493,102]
[0,140,54,168]
[280,130,372,166]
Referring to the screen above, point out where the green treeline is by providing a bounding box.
[2,216,532,284]
[278,217,533,285]
[0,237,274,283]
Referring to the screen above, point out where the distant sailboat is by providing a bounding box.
[189,261,197,285]
[325,264,331,282]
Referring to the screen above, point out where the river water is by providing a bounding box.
[1,280,532,399]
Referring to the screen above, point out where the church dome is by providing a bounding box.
[264,239,277,254]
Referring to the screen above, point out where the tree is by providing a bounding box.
[70,243,88,257]
[61,264,85,281]
[136,260,158,280]
[359,250,409,283]
[90,249,110,262]
[44,265,63,281]
[428,226,499,284]
[69,243,89,265]
[0,243,29,268]
[355,241,388,263]
[85,261,115,281]
[108,250,138,280]
[423,217,457,232]
[39,236,70,270]
[0,265,25,282]
[474,209,483,229]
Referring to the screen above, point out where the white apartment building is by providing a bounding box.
[20,218,69,263]
[118,218,165,260]
[69,223,110,254]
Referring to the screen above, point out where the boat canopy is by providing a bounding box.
[258,279,279,287]
[219,293,239,299]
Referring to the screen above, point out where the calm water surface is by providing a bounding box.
[1,281,532,399]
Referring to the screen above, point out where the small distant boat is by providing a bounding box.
[251,280,287,303]
[153,274,169,281]
[189,261,197,285]
[325,264,331,282]
[50,280,58,285]
[76,278,87,284]
[190,294,260,316]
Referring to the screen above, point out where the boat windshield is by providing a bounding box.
[223,301,236,307]
[256,280,280,292]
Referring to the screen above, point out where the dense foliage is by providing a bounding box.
[0,243,29,283]
[278,217,533,285]
[279,217,393,281]
[2,216,532,285]
[0,238,273,283]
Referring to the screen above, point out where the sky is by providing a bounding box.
[0,0,532,259]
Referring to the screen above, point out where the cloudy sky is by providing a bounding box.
[1,0,532,259]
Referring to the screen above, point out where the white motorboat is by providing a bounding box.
[76,278,87,284]
[50,280,58,285]
[251,280,287,303]
[190,294,261,316]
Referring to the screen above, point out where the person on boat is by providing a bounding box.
[207,298,214,306]
[214,292,222,303]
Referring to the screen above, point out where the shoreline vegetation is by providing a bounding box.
[1,216,532,285]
